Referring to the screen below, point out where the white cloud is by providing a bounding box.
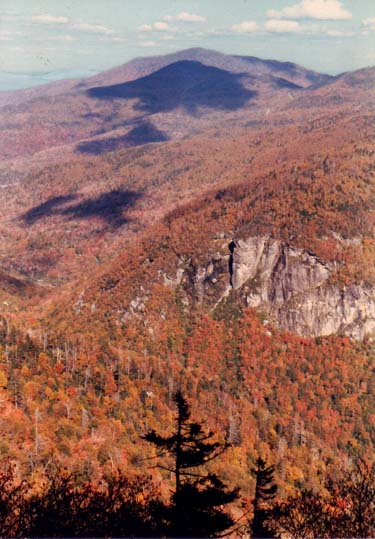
[363,17,375,29]
[138,21,173,32]
[267,0,352,20]
[265,19,302,32]
[140,41,157,47]
[138,24,153,31]
[231,21,258,33]
[72,23,113,35]
[154,21,170,30]
[164,12,206,23]
[326,29,353,36]
[31,14,69,24]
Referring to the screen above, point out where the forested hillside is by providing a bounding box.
[0,49,374,518]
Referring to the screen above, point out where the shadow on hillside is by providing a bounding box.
[21,189,141,228]
[22,195,77,225]
[87,61,257,114]
[76,120,168,155]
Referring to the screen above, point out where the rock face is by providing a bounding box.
[154,234,375,339]
[229,235,375,339]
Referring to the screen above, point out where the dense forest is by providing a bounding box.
[1,310,375,486]
[0,313,374,537]
[0,390,374,537]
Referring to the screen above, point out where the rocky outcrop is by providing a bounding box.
[157,234,375,339]
[231,236,330,297]
[275,284,375,339]
[229,235,375,339]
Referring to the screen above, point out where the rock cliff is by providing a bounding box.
[225,235,375,339]
[177,235,375,339]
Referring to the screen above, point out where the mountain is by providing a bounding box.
[0,48,373,331]
[87,60,259,112]
[45,121,375,340]
[80,47,332,89]
[0,48,333,162]
[285,66,375,112]
[0,48,375,495]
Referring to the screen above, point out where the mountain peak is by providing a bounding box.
[78,47,332,91]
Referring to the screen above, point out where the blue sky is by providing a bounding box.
[0,0,374,90]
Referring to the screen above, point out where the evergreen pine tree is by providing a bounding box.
[143,390,239,537]
[251,457,278,538]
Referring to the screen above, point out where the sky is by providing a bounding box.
[0,0,374,90]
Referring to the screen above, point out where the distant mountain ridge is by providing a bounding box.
[79,47,332,89]
[0,47,332,110]
[0,48,338,162]
[87,60,259,113]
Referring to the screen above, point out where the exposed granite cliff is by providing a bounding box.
[172,234,375,339]
[121,233,375,339]
[228,235,375,339]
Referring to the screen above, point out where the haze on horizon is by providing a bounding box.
[0,0,374,91]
